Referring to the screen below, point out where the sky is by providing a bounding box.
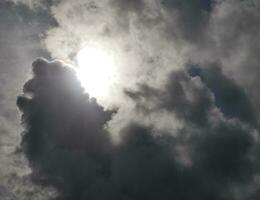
[0,0,260,199]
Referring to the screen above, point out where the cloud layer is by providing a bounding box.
[17,58,260,200]
[0,0,259,199]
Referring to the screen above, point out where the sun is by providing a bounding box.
[76,45,117,99]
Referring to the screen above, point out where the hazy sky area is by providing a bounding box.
[0,0,260,199]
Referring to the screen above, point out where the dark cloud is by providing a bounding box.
[112,121,255,200]
[0,3,58,198]
[161,0,214,42]
[188,64,257,126]
[186,1,260,123]
[125,69,215,126]
[17,58,114,200]
[215,1,260,123]
[4,0,260,200]
[162,0,213,13]
[17,59,260,200]
[0,0,56,125]
[122,66,258,200]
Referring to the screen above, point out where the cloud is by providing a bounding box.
[6,0,55,10]
[17,58,260,200]
[3,0,260,199]
[113,64,259,200]
[17,58,114,199]
[187,64,257,126]
[10,0,260,110]
[0,185,17,200]
[36,0,191,106]
[161,0,214,42]
[0,2,58,199]
[187,0,260,122]
[124,70,215,127]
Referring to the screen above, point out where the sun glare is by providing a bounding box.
[76,45,117,99]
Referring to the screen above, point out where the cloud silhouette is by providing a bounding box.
[17,58,260,200]
[0,0,259,199]
[17,58,114,199]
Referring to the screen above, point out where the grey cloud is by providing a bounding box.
[1,0,260,199]
[110,0,146,32]
[0,2,57,199]
[188,64,257,127]
[111,0,215,42]
[7,0,59,10]
[0,185,16,200]
[125,69,215,126]
[17,58,114,200]
[161,0,214,42]
[121,65,259,200]
[17,58,260,200]
[187,0,260,122]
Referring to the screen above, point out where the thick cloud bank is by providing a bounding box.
[17,58,260,200]
[0,0,257,199]
[17,58,114,200]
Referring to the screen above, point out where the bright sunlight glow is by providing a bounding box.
[76,45,117,99]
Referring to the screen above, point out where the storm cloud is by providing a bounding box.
[17,58,114,199]
[16,58,260,200]
[0,0,259,199]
